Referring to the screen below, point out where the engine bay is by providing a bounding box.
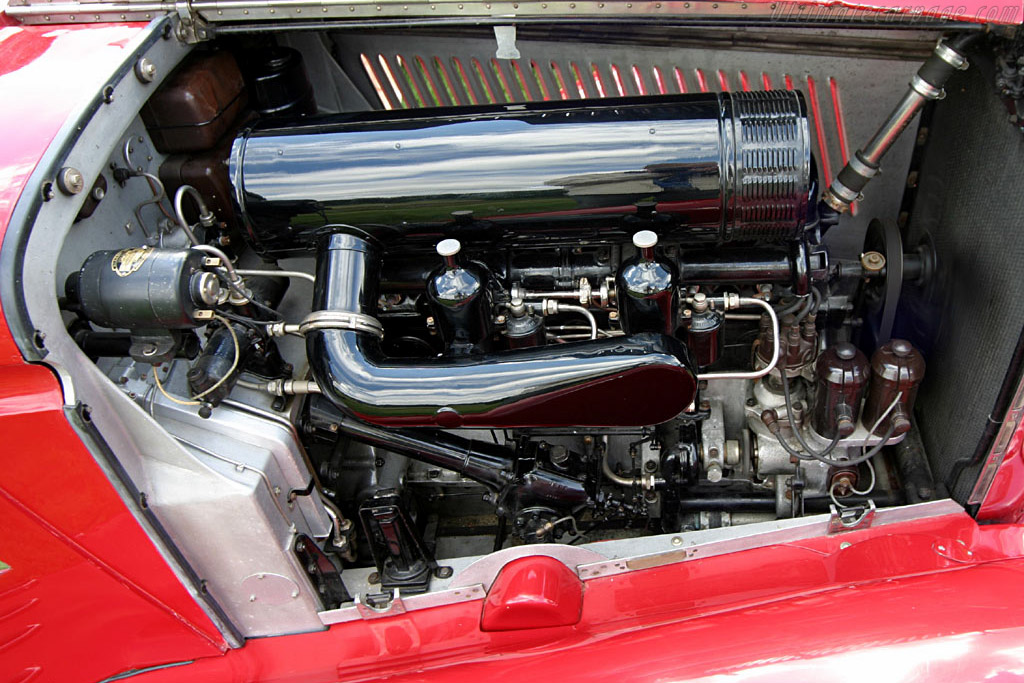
[11,17,1019,635]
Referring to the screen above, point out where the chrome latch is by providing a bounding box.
[355,589,407,619]
[828,499,876,533]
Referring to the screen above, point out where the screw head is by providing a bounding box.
[57,167,85,195]
[135,57,157,83]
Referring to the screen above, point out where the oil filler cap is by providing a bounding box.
[480,556,584,631]
[436,238,462,258]
[632,230,658,250]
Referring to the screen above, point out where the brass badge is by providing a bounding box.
[110,246,151,277]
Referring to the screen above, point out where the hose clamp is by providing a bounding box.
[825,179,861,212]
[822,189,848,213]
[848,153,879,179]
[299,310,385,338]
[934,41,969,70]
[910,73,945,101]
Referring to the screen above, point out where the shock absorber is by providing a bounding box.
[823,33,980,214]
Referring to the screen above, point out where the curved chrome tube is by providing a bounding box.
[236,268,316,284]
[544,302,597,340]
[601,447,659,490]
[307,232,698,428]
[697,297,779,381]
[173,185,213,247]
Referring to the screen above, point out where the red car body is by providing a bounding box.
[4,9,1024,683]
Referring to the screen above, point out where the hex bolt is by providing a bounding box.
[135,57,157,83]
[57,167,84,195]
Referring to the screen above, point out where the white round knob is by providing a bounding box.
[633,230,658,250]
[436,238,462,258]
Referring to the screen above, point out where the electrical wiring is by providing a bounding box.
[152,314,240,406]
[830,458,876,509]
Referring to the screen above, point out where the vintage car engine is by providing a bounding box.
[51,30,973,605]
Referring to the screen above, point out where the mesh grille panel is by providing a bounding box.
[331,31,926,253]
[904,58,1024,502]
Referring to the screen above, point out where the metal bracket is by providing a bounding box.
[355,589,407,619]
[494,26,521,60]
[174,4,211,43]
[828,499,877,533]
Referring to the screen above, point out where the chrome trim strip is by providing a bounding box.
[969,377,1024,507]
[5,0,975,25]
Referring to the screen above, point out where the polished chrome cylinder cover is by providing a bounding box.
[230,91,813,256]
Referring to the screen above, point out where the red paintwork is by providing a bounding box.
[977,422,1024,523]
[131,511,1024,682]
[0,22,226,683]
[480,555,584,631]
[1,7,1024,683]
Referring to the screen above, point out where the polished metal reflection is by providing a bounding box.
[307,232,697,427]
[232,92,811,256]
